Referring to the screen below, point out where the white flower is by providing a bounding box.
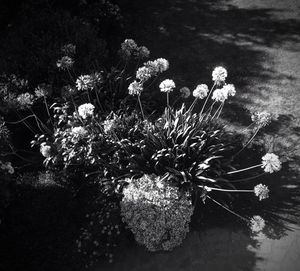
[40,143,52,158]
[128,81,143,96]
[78,103,95,119]
[179,87,191,98]
[71,126,88,138]
[212,66,227,83]
[76,75,93,91]
[212,88,228,102]
[250,215,265,232]
[261,153,281,173]
[223,84,236,96]
[56,56,74,70]
[17,93,34,109]
[154,58,169,73]
[136,67,152,81]
[193,84,209,99]
[254,184,269,201]
[251,111,272,128]
[159,79,176,93]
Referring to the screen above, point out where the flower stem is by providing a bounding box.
[200,82,216,116]
[137,95,145,120]
[201,186,253,193]
[233,128,260,158]
[226,164,262,175]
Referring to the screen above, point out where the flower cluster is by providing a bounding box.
[250,215,265,232]
[78,103,95,119]
[35,83,51,99]
[120,39,150,59]
[261,153,281,173]
[76,73,103,91]
[56,56,74,70]
[212,66,227,84]
[16,92,35,109]
[212,83,235,102]
[40,143,52,158]
[121,174,194,251]
[128,81,143,96]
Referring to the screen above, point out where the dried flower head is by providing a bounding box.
[251,111,272,128]
[261,153,281,173]
[61,44,76,56]
[212,66,227,84]
[120,39,138,58]
[128,81,143,96]
[250,215,265,232]
[159,79,176,93]
[136,46,150,59]
[78,103,95,119]
[56,56,74,70]
[71,126,88,138]
[254,184,269,201]
[35,84,51,98]
[179,87,191,98]
[193,84,209,99]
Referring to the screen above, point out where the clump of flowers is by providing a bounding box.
[0,161,14,174]
[180,87,191,98]
[78,103,95,119]
[16,92,35,109]
[250,215,265,233]
[128,81,143,96]
[121,174,194,251]
[76,75,94,91]
[212,87,228,102]
[251,111,272,128]
[212,66,227,84]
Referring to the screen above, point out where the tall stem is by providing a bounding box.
[200,82,216,116]
[233,128,260,158]
[226,164,262,175]
[137,95,145,120]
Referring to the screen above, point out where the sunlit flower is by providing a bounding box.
[261,153,281,173]
[56,56,74,70]
[254,184,269,201]
[71,126,88,138]
[128,81,143,96]
[159,79,175,93]
[251,111,272,128]
[136,66,152,81]
[78,103,95,119]
[136,46,150,59]
[76,75,93,91]
[223,84,236,96]
[40,143,52,158]
[193,84,209,99]
[212,88,228,102]
[16,93,34,109]
[103,119,115,134]
[61,44,76,56]
[180,87,191,98]
[250,215,265,232]
[212,66,227,84]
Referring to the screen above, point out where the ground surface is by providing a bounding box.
[96,1,300,270]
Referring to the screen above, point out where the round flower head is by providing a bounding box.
[56,56,74,70]
[212,88,228,102]
[136,46,150,59]
[159,79,176,93]
[78,103,95,119]
[17,93,34,109]
[250,215,265,233]
[254,184,269,201]
[212,66,227,84]
[35,84,51,98]
[128,81,143,96]
[136,66,152,82]
[71,126,88,138]
[40,143,52,158]
[179,87,191,98]
[120,39,138,58]
[154,58,169,73]
[0,161,14,174]
[76,75,93,91]
[223,84,236,96]
[251,111,272,128]
[193,84,209,99]
[261,153,281,173]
